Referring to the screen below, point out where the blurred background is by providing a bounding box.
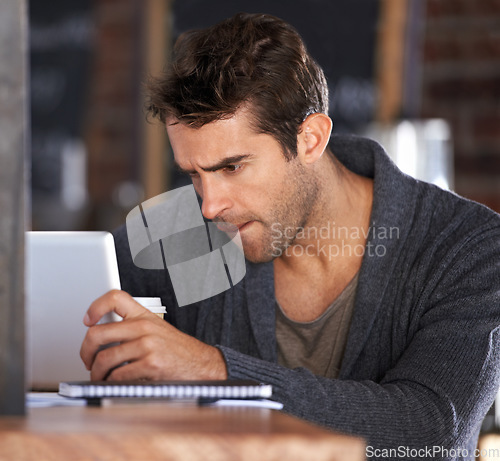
[28,0,500,231]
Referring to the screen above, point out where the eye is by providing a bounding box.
[223,164,243,174]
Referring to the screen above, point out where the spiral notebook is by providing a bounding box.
[59,379,273,400]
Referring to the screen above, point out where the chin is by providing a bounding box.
[244,253,275,264]
[241,242,276,264]
[239,225,279,264]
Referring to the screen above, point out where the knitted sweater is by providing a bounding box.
[113,135,500,460]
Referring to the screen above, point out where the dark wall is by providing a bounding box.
[29,0,93,228]
[172,0,380,133]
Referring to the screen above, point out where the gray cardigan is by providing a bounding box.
[113,135,500,460]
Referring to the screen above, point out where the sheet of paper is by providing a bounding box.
[27,392,87,408]
[210,399,283,410]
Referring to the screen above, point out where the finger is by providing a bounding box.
[105,340,227,381]
[90,339,145,381]
[105,338,177,382]
[105,359,159,382]
[92,333,167,382]
[83,289,150,326]
[80,316,161,370]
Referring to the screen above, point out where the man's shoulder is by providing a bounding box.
[395,180,500,291]
[414,179,500,239]
[331,133,498,230]
[343,132,500,268]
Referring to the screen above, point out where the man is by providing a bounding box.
[80,13,500,459]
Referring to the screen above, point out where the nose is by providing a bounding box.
[198,176,232,220]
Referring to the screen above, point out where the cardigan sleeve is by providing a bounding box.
[217,222,500,459]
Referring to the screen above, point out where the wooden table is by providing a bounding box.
[0,402,365,461]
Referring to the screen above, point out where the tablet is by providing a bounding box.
[25,231,121,390]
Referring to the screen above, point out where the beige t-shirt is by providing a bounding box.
[276,272,359,379]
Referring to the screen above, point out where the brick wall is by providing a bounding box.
[84,0,143,230]
[420,0,500,212]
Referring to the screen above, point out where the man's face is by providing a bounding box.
[166,108,319,263]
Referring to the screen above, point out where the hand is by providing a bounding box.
[80,289,228,381]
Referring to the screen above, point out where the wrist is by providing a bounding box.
[207,346,228,380]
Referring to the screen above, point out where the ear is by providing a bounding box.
[297,113,333,165]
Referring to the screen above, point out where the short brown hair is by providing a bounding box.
[146,12,329,160]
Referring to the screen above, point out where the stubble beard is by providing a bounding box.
[243,161,320,264]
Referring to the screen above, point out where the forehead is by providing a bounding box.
[166,109,280,167]
[166,107,255,140]
[167,112,250,142]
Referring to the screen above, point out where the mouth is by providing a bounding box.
[237,221,253,231]
[215,221,252,233]
[215,222,239,233]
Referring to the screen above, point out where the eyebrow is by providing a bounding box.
[174,154,254,175]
